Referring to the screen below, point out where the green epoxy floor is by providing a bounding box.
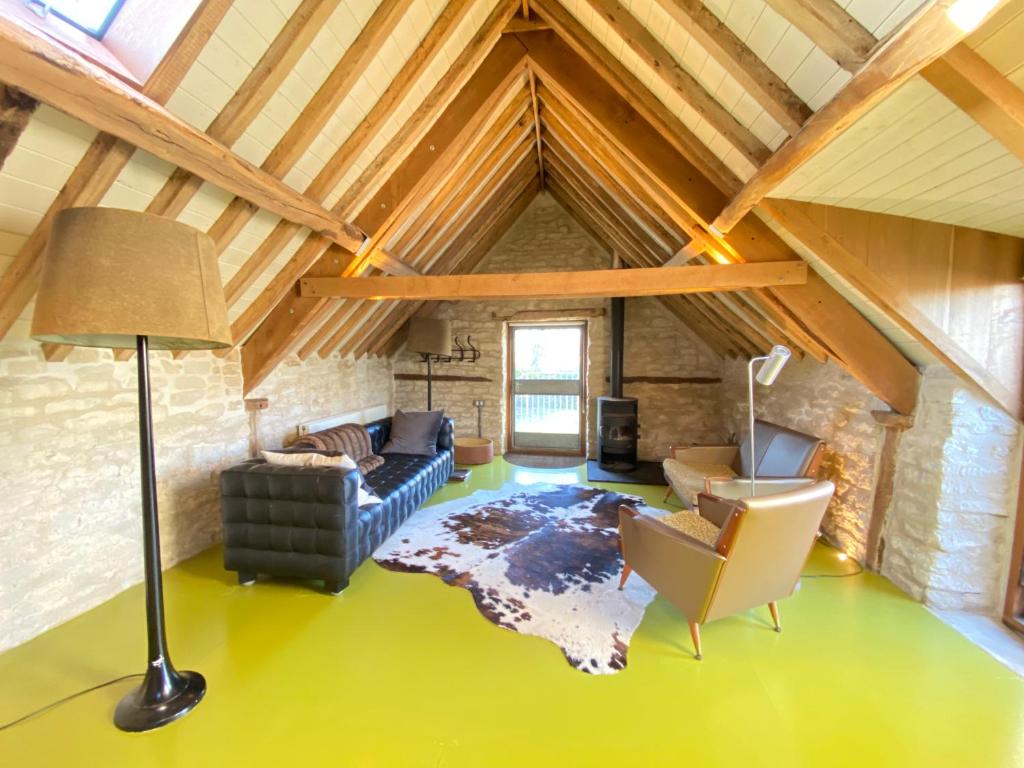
[2,459,1023,767]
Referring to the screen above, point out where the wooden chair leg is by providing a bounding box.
[663,485,673,503]
[768,601,781,632]
[618,565,632,590]
[689,621,702,660]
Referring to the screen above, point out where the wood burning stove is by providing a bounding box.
[597,297,638,471]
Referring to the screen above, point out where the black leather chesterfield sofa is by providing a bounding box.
[220,416,454,594]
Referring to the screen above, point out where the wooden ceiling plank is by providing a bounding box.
[241,36,530,392]
[529,0,740,194]
[763,0,876,72]
[224,5,522,360]
[542,115,684,252]
[0,14,364,250]
[762,198,1022,418]
[217,0,480,326]
[0,0,232,346]
[331,0,522,225]
[194,0,414,260]
[578,0,770,165]
[714,0,1011,233]
[525,30,919,412]
[652,0,811,134]
[921,43,1024,165]
[146,0,343,220]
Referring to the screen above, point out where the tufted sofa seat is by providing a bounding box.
[221,416,453,594]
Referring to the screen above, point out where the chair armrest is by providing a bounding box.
[706,476,815,500]
[696,492,739,528]
[670,445,738,465]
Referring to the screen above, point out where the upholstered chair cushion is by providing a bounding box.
[663,458,736,507]
[659,510,721,547]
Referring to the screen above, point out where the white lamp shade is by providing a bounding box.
[407,317,451,356]
[755,345,791,385]
[31,207,231,350]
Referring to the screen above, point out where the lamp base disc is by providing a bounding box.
[113,670,206,732]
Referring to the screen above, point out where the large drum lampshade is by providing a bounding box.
[32,207,231,350]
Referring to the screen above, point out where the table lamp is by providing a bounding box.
[407,317,451,410]
[32,207,231,731]
[747,345,791,496]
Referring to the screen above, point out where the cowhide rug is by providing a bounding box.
[373,482,663,674]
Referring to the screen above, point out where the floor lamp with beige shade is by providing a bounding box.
[31,208,232,732]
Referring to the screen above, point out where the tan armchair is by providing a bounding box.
[663,420,824,507]
[619,480,835,659]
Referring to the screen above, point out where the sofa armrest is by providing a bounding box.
[670,445,738,465]
[437,417,454,451]
[706,476,815,500]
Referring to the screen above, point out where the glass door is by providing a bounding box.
[507,323,586,454]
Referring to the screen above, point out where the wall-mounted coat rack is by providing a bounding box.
[419,335,480,365]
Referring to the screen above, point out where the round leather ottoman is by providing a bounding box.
[455,437,494,465]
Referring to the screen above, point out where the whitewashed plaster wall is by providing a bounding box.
[882,366,1021,612]
[720,356,887,559]
[0,343,392,652]
[392,194,723,460]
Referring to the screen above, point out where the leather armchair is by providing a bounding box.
[619,480,835,658]
[663,420,824,507]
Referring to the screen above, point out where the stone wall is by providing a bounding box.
[0,343,392,652]
[881,366,1021,611]
[392,193,723,460]
[720,356,886,559]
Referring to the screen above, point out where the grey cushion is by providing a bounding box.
[381,409,445,456]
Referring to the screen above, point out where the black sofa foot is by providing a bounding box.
[238,572,257,586]
[325,578,348,595]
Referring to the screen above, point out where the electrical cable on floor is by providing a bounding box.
[0,673,141,733]
[801,535,865,579]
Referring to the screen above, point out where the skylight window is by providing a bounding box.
[34,0,125,38]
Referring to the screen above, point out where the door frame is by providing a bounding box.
[505,321,588,456]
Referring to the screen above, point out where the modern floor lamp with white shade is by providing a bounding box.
[31,207,232,732]
[747,345,792,496]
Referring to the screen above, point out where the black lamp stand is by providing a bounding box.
[113,335,206,732]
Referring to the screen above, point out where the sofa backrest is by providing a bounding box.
[736,420,822,478]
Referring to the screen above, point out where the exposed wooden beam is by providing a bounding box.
[763,0,876,72]
[0,0,232,344]
[922,43,1024,165]
[503,16,551,33]
[0,84,36,170]
[195,0,414,262]
[303,262,808,301]
[524,31,919,412]
[761,198,1021,419]
[527,67,545,189]
[319,114,537,359]
[0,14,365,252]
[529,0,740,194]
[579,0,770,165]
[146,0,343,220]
[538,77,829,360]
[713,0,1011,233]
[361,178,541,357]
[221,0,504,354]
[652,0,811,134]
[241,35,529,392]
